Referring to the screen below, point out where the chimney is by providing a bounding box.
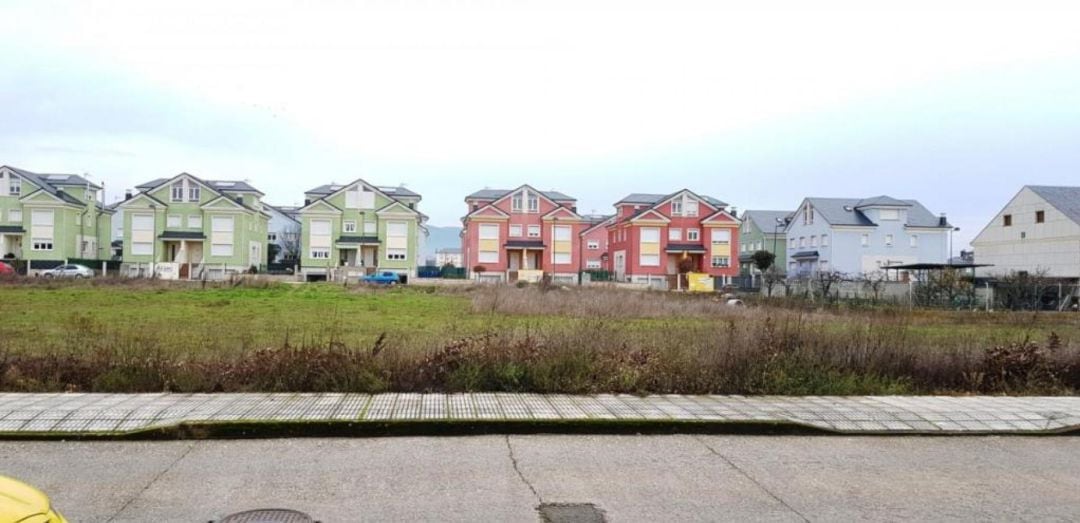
[939,213,947,227]
[305,199,311,206]
[125,190,132,201]
[730,207,738,218]
[571,206,577,213]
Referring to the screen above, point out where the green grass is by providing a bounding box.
[1,280,1078,395]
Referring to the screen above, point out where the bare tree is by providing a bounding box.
[812,270,845,302]
[763,266,784,297]
[860,270,888,302]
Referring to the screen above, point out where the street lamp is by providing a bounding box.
[949,226,961,264]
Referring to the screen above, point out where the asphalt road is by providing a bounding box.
[2,435,1079,522]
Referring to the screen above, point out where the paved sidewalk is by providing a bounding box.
[1,393,1078,437]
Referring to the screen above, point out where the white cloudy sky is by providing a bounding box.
[2,0,1079,248]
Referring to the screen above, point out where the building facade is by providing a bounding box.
[460,185,586,283]
[783,196,951,278]
[297,179,425,281]
[265,204,301,264]
[435,248,462,267]
[0,165,113,271]
[606,190,741,287]
[738,210,792,283]
[117,173,270,279]
[579,215,614,272]
[971,186,1080,279]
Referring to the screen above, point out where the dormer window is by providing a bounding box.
[803,205,814,225]
[527,194,539,213]
[9,177,20,196]
[188,185,200,202]
[171,183,184,202]
[879,209,900,221]
[685,200,698,217]
[671,199,683,216]
[512,193,523,212]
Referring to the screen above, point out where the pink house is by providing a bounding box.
[607,190,741,287]
[460,185,587,283]
[579,215,614,272]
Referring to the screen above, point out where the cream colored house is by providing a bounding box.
[972,186,1080,279]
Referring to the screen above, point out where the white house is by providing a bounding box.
[435,247,462,267]
[972,186,1080,279]
[265,204,301,263]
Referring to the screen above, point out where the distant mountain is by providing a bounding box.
[422,225,462,262]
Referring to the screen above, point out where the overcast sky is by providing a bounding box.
[2,0,1079,248]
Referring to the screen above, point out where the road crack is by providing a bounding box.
[106,442,196,522]
[693,435,809,522]
[505,434,542,504]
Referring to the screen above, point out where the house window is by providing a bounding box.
[171,183,184,202]
[821,234,829,247]
[687,229,700,241]
[386,249,407,261]
[8,177,20,196]
[671,199,683,216]
[586,259,602,269]
[861,234,869,247]
[640,227,660,266]
[799,236,806,248]
[75,214,82,226]
[310,248,330,259]
[711,256,730,268]
[810,235,817,247]
[343,221,357,233]
[553,225,572,242]
[478,223,499,264]
[527,194,539,213]
[188,185,200,202]
[1003,214,1012,227]
[885,234,894,247]
[86,190,95,201]
[685,200,698,217]
[131,214,154,255]
[268,232,278,242]
[669,228,682,241]
[211,216,235,257]
[509,224,522,237]
[1036,210,1045,223]
[527,225,541,238]
[789,238,796,248]
[512,194,523,212]
[32,240,53,251]
[553,252,571,264]
[587,240,599,250]
[385,222,408,261]
[188,215,202,229]
[711,229,731,244]
[8,209,21,222]
[167,215,181,228]
[363,221,376,234]
[910,234,918,248]
[30,210,54,252]
[879,209,900,221]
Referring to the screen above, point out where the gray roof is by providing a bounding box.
[4,166,97,207]
[465,188,576,202]
[305,183,421,200]
[615,191,727,209]
[377,186,420,198]
[855,195,913,208]
[1027,186,1080,225]
[743,210,794,233]
[135,175,264,195]
[804,197,948,228]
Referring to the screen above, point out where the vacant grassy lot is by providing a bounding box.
[2,280,1078,395]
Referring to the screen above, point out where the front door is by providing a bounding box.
[614,251,625,279]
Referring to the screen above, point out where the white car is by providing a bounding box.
[40,264,95,279]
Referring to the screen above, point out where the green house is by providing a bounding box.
[116,173,270,280]
[297,179,426,281]
[737,210,792,282]
[0,165,114,272]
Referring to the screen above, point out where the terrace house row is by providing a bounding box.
[460,185,590,283]
[117,173,270,280]
[607,190,742,286]
[297,179,426,281]
[0,165,114,271]
[783,196,952,278]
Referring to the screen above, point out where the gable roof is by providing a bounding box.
[615,191,727,208]
[800,197,947,228]
[377,186,421,199]
[464,203,510,219]
[135,174,264,196]
[629,209,671,223]
[465,187,576,203]
[1027,186,1080,225]
[581,214,616,234]
[375,200,422,216]
[263,203,301,224]
[3,166,96,207]
[743,210,794,232]
[854,195,913,208]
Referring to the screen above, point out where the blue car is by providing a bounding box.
[361,271,402,285]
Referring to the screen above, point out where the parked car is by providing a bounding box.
[0,261,14,276]
[0,475,68,522]
[40,264,95,279]
[361,271,402,285]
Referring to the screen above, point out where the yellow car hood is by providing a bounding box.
[0,475,63,522]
